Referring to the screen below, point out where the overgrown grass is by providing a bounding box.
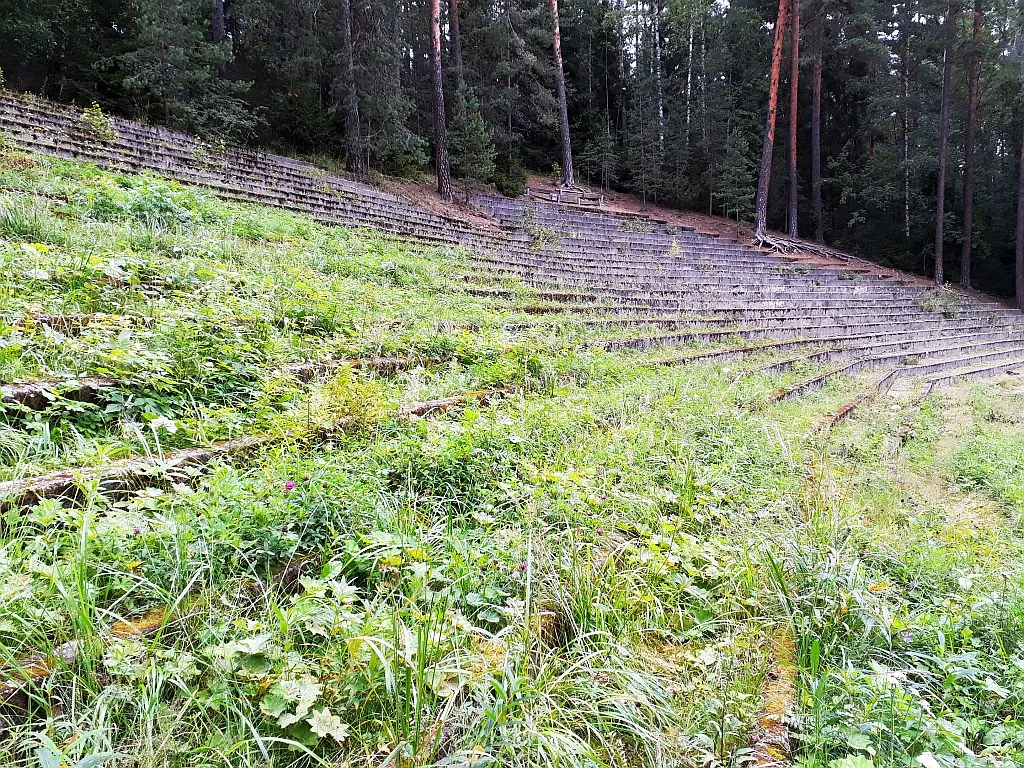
[1,151,1022,768]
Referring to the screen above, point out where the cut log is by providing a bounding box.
[1,376,118,411]
[0,389,507,510]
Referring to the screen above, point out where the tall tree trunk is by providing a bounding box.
[700,21,707,147]
[448,0,467,120]
[685,23,694,149]
[934,1,955,285]
[339,0,364,174]
[430,0,453,201]
[754,0,792,240]
[550,0,575,187]
[212,0,226,43]
[788,0,800,238]
[811,8,823,243]
[654,1,665,153]
[1017,123,1024,310]
[959,0,983,287]
[902,1,912,240]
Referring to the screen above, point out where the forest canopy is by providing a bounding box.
[2,0,1023,297]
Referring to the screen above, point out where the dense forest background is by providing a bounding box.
[1,0,1022,297]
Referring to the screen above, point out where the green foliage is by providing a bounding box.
[0,199,66,243]
[115,0,256,142]
[492,154,529,198]
[449,97,496,182]
[3,112,1024,768]
[949,430,1024,510]
[79,101,116,142]
[578,127,620,191]
[75,174,220,228]
[776,387,1024,768]
[716,129,757,222]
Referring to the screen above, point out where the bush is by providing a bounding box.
[492,157,528,198]
[79,175,219,228]
[80,102,117,142]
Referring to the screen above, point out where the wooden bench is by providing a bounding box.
[528,186,604,208]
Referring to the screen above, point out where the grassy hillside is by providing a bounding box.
[1,148,1022,768]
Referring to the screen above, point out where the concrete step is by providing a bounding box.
[776,342,1024,401]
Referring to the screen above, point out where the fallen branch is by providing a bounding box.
[0,388,509,510]
[403,388,510,417]
[0,432,279,512]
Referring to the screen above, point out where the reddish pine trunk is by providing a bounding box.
[431,0,453,201]
[811,11,823,243]
[934,2,954,286]
[212,0,226,43]
[1017,124,1024,310]
[449,0,467,119]
[339,0,364,174]
[901,1,911,240]
[788,0,800,238]
[550,0,575,188]
[754,0,792,239]
[959,0,983,287]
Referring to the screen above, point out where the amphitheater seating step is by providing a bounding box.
[2,90,1021,408]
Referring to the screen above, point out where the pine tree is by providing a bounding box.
[811,5,824,242]
[578,123,619,191]
[788,0,800,237]
[550,0,575,187]
[959,0,983,287]
[1018,123,1024,309]
[934,0,956,285]
[118,0,253,141]
[430,0,453,200]
[212,0,225,43]
[450,95,496,181]
[754,0,792,241]
[359,0,426,175]
[718,128,757,221]
[338,0,364,174]
[448,0,467,119]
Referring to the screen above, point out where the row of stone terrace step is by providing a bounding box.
[473,193,875,266]
[469,192,1017,313]
[471,194,907,281]
[0,92,953,311]
[468,191,1024,394]
[4,92,1023,398]
[0,93,515,255]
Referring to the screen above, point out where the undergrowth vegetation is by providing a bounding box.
[0,149,1022,768]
